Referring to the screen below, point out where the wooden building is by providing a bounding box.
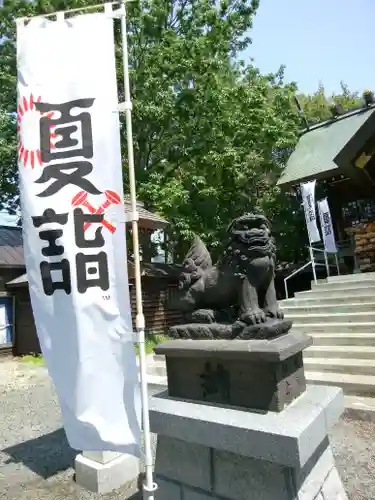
[2,203,184,356]
[278,100,375,273]
[0,225,26,355]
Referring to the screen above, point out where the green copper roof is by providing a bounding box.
[278,107,375,187]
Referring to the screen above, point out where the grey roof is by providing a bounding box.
[130,261,181,279]
[0,226,24,267]
[277,106,375,187]
[124,201,168,229]
[7,272,27,285]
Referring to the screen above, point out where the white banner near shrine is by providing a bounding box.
[301,180,321,244]
[17,13,141,453]
[317,198,337,254]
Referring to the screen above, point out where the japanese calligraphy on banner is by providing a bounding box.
[17,13,141,453]
[318,198,337,253]
[301,180,321,244]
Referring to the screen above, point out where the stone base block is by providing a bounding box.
[155,332,312,412]
[155,440,347,500]
[150,385,347,500]
[74,451,139,494]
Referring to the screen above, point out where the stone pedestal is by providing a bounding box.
[151,334,347,500]
[74,451,139,494]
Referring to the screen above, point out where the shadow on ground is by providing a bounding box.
[3,428,76,479]
[127,493,142,499]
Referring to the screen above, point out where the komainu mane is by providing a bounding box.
[171,213,290,339]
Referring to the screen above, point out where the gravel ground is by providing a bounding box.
[0,358,375,500]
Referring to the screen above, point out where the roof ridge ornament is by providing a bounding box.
[363,89,374,106]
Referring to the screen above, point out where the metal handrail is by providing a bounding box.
[284,245,340,299]
[284,261,313,282]
[284,259,325,299]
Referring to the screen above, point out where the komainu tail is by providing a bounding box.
[178,236,212,289]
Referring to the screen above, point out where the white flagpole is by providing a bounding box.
[118,2,157,498]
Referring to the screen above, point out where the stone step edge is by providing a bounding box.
[289,312,375,318]
[295,294,375,301]
[306,345,375,353]
[297,287,375,294]
[311,332,375,334]
[324,272,375,283]
[326,277,375,285]
[283,299,375,306]
[282,302,375,310]
[298,334,375,341]
[305,371,375,385]
[308,293,375,301]
[313,281,375,288]
[292,321,375,327]
[304,357,375,367]
[306,288,375,295]
[294,294,375,301]
[328,281,375,287]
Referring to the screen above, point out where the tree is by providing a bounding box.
[0,1,369,263]
[296,82,363,125]
[139,65,301,260]
[0,109,18,213]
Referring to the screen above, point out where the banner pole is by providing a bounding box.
[301,199,315,281]
[119,2,157,498]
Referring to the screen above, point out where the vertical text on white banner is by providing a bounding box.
[17,12,141,453]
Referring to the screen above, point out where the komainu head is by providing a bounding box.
[224,212,276,267]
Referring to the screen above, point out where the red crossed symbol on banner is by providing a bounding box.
[71,190,121,233]
[84,190,121,232]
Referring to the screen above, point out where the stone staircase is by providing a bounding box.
[281,271,375,416]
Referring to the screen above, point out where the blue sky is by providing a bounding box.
[245,0,375,95]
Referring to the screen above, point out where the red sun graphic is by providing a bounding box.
[17,94,58,168]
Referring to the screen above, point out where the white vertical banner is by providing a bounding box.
[301,180,321,244]
[317,198,337,253]
[17,13,141,453]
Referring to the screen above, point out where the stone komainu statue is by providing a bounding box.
[172,213,289,339]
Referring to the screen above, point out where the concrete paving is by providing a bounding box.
[0,360,375,499]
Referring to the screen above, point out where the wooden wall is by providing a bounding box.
[129,279,183,333]
[13,287,40,355]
